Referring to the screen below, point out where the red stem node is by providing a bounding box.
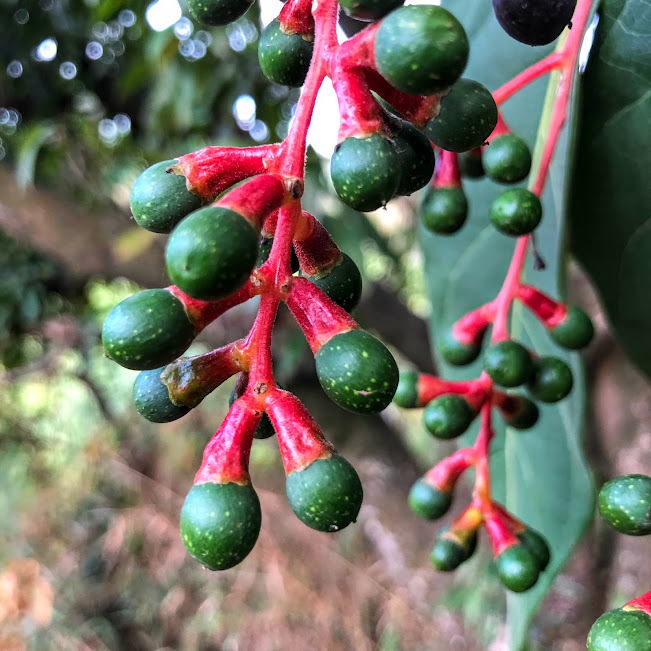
[623,591,651,616]
[173,145,277,201]
[450,505,484,537]
[486,112,511,142]
[452,302,495,346]
[293,212,341,276]
[490,501,526,535]
[517,284,567,327]
[423,447,474,492]
[492,392,530,424]
[284,277,358,354]
[193,397,261,485]
[417,374,487,408]
[265,389,334,474]
[278,0,315,36]
[432,148,462,188]
[484,510,521,556]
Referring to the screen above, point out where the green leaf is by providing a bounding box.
[14,121,58,189]
[426,5,595,647]
[569,0,651,379]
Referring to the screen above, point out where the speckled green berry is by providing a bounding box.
[258,20,313,87]
[229,380,276,440]
[490,188,542,237]
[549,306,594,350]
[301,253,362,313]
[102,289,195,371]
[459,149,485,179]
[440,327,483,366]
[409,479,452,520]
[496,544,540,592]
[133,367,190,423]
[598,474,651,536]
[316,329,399,414]
[423,394,475,439]
[165,206,258,301]
[130,160,203,234]
[338,0,403,21]
[483,340,533,387]
[503,395,539,430]
[483,134,532,184]
[527,356,573,403]
[330,134,401,211]
[393,371,419,408]
[421,186,468,235]
[286,454,363,532]
[374,5,469,96]
[426,79,497,153]
[392,121,435,196]
[517,528,551,571]
[587,608,651,651]
[186,0,253,26]
[180,481,261,570]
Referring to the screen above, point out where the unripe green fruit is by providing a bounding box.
[180,481,261,570]
[187,0,253,26]
[458,150,485,179]
[482,134,532,184]
[258,20,314,88]
[423,394,475,439]
[409,479,452,520]
[517,528,551,571]
[228,385,275,440]
[392,122,435,196]
[257,236,300,273]
[549,306,594,350]
[130,160,202,234]
[133,367,190,423]
[527,356,573,403]
[431,537,466,571]
[165,206,258,301]
[316,329,399,414]
[374,5,469,96]
[393,371,419,408]
[286,454,363,532]
[421,186,468,235]
[330,134,400,212]
[496,544,540,592]
[425,79,498,153]
[483,340,533,387]
[301,253,363,313]
[102,289,195,370]
[338,0,403,22]
[440,327,483,366]
[598,474,651,536]
[503,396,539,430]
[490,188,542,237]
[587,608,651,651]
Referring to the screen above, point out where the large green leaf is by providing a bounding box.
[570,0,651,379]
[426,5,596,648]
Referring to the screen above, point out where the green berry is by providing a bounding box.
[165,206,258,301]
[517,528,551,571]
[258,20,313,88]
[496,544,540,592]
[102,289,195,371]
[440,327,483,366]
[458,150,485,179]
[423,394,475,439]
[549,306,594,350]
[409,479,452,520]
[301,253,362,313]
[425,79,498,153]
[229,382,276,440]
[186,0,253,26]
[490,188,542,237]
[130,160,202,234]
[587,608,651,651]
[503,396,539,430]
[374,5,469,96]
[598,474,651,536]
[483,134,532,184]
[483,340,533,387]
[393,371,419,408]
[330,134,400,211]
[527,356,574,403]
[392,121,435,196]
[133,367,190,423]
[431,537,466,571]
[286,454,363,532]
[338,0,403,21]
[316,329,399,414]
[180,481,261,570]
[421,186,468,235]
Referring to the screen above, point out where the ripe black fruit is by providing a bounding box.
[423,394,475,439]
[133,367,190,423]
[490,188,542,237]
[258,20,314,88]
[300,253,363,313]
[187,0,253,26]
[483,134,532,184]
[421,186,468,235]
[598,474,651,536]
[392,122,436,196]
[483,340,533,387]
[426,79,498,153]
[492,0,578,47]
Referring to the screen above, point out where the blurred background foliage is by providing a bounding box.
[0,1,649,650]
